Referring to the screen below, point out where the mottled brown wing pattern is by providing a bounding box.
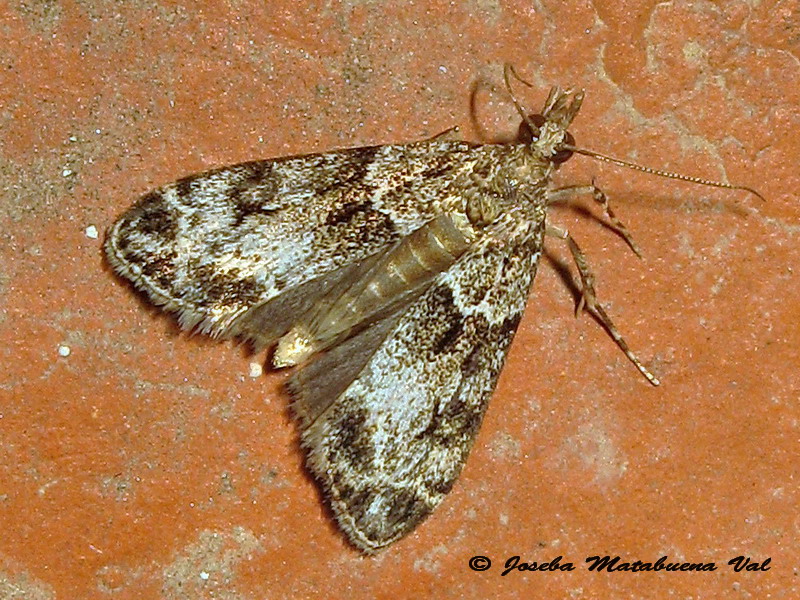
[105,141,483,341]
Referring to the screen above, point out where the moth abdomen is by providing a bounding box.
[379,212,477,286]
[273,213,478,367]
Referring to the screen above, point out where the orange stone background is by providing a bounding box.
[1,0,797,597]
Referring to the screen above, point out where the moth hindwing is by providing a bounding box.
[106,75,670,552]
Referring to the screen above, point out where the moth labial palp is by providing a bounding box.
[105,64,760,553]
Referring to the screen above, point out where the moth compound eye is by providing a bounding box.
[517,113,547,143]
[552,131,576,164]
[551,148,574,164]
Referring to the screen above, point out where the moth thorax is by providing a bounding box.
[466,192,500,226]
[273,213,477,367]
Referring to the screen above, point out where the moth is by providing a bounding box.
[105,66,759,553]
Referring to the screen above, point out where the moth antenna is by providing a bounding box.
[503,63,540,138]
[564,145,765,201]
[505,63,535,89]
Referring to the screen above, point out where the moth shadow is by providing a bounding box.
[552,202,636,248]
[543,248,581,305]
[543,247,629,340]
[544,186,751,334]
[551,187,751,235]
[100,250,186,340]
[468,75,522,144]
[603,190,752,218]
[101,242,241,349]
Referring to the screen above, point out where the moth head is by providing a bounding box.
[516,87,584,167]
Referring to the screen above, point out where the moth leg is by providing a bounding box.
[546,224,660,386]
[424,125,460,141]
[547,181,642,258]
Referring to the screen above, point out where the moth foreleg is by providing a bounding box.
[546,224,660,386]
[547,182,642,257]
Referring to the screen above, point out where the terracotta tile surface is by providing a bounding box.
[1,0,797,597]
